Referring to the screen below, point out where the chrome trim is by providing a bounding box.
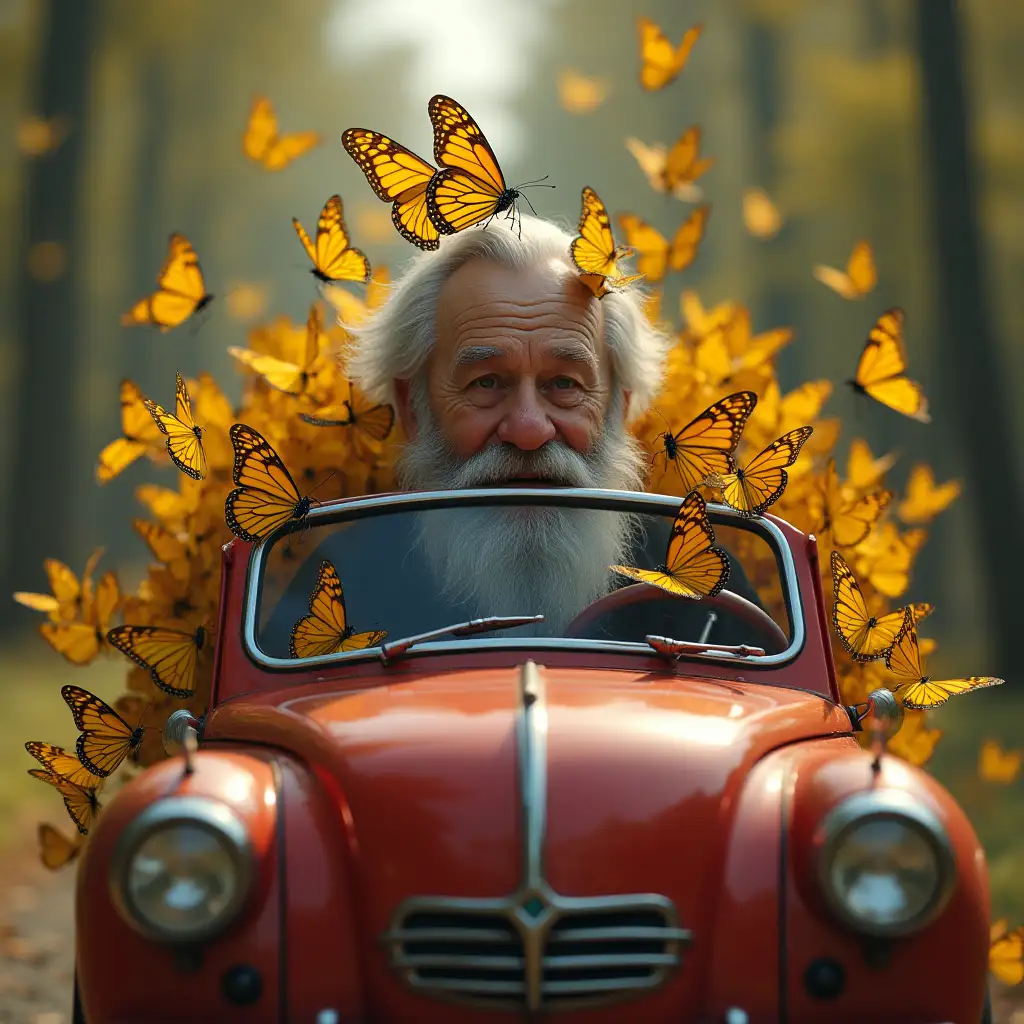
[242,487,805,671]
[109,796,254,943]
[814,789,957,937]
[381,661,693,1012]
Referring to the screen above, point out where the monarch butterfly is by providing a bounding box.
[617,206,710,283]
[624,137,704,202]
[706,426,813,517]
[425,94,549,237]
[652,391,757,494]
[30,768,102,836]
[557,69,609,114]
[96,379,165,484]
[831,551,908,662]
[845,438,897,493]
[610,490,729,599]
[289,560,387,658]
[133,518,190,582]
[742,187,783,240]
[300,381,395,448]
[292,195,370,285]
[342,128,442,250]
[121,234,213,331]
[897,463,960,523]
[819,458,892,549]
[62,684,146,778]
[242,95,322,171]
[229,305,325,396]
[38,822,83,871]
[13,550,102,622]
[25,741,102,789]
[990,919,1024,986]
[979,740,1022,784]
[848,309,930,423]
[886,609,1003,709]
[144,373,207,480]
[107,623,206,698]
[40,569,120,666]
[637,18,702,91]
[224,423,314,542]
[814,240,876,299]
[569,187,643,298]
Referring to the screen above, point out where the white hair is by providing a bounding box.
[346,216,671,420]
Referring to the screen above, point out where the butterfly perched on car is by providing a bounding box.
[29,768,102,836]
[300,380,396,454]
[885,609,1003,709]
[121,234,213,331]
[107,623,207,698]
[652,391,758,495]
[224,423,315,542]
[637,18,703,91]
[569,187,643,298]
[37,822,83,871]
[144,372,207,480]
[830,551,912,662]
[616,207,710,283]
[817,458,892,549]
[25,740,102,789]
[290,560,387,659]
[848,308,930,422]
[706,426,813,518]
[292,195,370,285]
[610,490,729,599]
[814,239,876,300]
[230,305,326,397]
[96,379,166,484]
[242,95,322,171]
[62,684,147,778]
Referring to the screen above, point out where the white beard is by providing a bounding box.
[397,406,646,636]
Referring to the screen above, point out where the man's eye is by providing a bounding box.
[553,377,579,390]
[472,376,498,390]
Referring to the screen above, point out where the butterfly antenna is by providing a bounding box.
[520,192,540,218]
[516,175,555,190]
[308,470,336,499]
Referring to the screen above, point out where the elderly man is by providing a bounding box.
[346,217,672,636]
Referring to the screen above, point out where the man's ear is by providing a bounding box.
[393,379,418,440]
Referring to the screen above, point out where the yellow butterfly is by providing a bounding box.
[845,438,897,492]
[290,560,387,658]
[848,308,930,422]
[37,822,83,871]
[121,233,213,330]
[616,206,710,282]
[885,610,1003,709]
[95,379,166,483]
[133,519,191,582]
[13,549,102,622]
[557,69,609,114]
[569,187,643,298]
[230,305,325,396]
[742,187,783,240]
[242,96,322,171]
[707,426,813,518]
[300,380,396,455]
[107,623,206,698]
[653,391,757,494]
[322,265,391,327]
[30,768,102,836]
[610,491,729,599]
[62,683,146,778]
[831,551,908,662]
[978,740,1022,784]
[134,485,193,533]
[897,463,961,524]
[636,18,702,91]
[625,136,707,201]
[343,129,442,250]
[813,240,877,299]
[818,458,892,548]
[25,741,103,789]
[886,711,943,768]
[225,424,314,542]
[990,920,1024,985]
[144,373,207,480]
[40,568,120,666]
[854,522,927,599]
[662,126,715,194]
[292,195,370,285]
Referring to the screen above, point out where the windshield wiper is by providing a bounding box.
[644,634,766,661]
[379,615,545,665]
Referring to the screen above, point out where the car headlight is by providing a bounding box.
[110,796,254,942]
[815,789,956,937]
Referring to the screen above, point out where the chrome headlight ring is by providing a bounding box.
[109,796,254,943]
[815,789,957,938]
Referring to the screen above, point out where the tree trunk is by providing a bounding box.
[914,0,1023,681]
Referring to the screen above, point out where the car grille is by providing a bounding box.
[384,900,689,1011]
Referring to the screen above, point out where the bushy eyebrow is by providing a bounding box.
[453,345,504,368]
[452,341,598,373]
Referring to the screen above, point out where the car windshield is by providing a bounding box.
[247,489,800,667]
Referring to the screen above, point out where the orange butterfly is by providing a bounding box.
[814,240,876,299]
[96,379,165,483]
[292,196,370,284]
[637,19,703,91]
[242,96,322,170]
[290,560,387,658]
[121,234,213,331]
[569,187,642,298]
[616,206,710,282]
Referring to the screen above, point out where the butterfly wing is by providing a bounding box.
[25,741,102,789]
[242,96,278,163]
[56,779,101,835]
[427,168,503,234]
[664,391,758,493]
[720,426,813,516]
[668,204,710,272]
[637,18,702,91]
[39,622,101,665]
[307,195,371,283]
[349,385,396,442]
[845,240,877,295]
[229,347,305,395]
[823,458,893,549]
[616,214,669,282]
[38,822,82,870]
[663,126,714,190]
[107,624,203,698]
[122,235,211,331]
[898,464,961,523]
[900,675,1003,710]
[144,374,207,480]
[571,187,622,279]
[990,921,1024,985]
[61,684,140,777]
[831,551,906,661]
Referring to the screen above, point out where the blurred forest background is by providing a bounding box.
[1,0,1023,945]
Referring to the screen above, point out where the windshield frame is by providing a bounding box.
[241,487,806,672]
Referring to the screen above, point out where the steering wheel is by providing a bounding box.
[563,583,789,653]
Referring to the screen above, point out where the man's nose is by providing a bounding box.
[496,383,557,450]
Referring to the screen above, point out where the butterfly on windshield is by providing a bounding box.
[40,567,120,666]
[121,234,213,331]
[425,94,551,237]
[300,381,395,446]
[230,305,325,397]
[814,239,876,299]
[225,424,315,542]
[830,551,910,662]
[569,187,643,298]
[38,822,83,871]
[616,207,710,282]
[144,373,207,480]
[290,560,387,659]
[96,379,165,483]
[885,609,1003,709]
[342,128,442,251]
[107,623,206,698]
[706,426,813,518]
[62,684,147,778]
[818,458,892,549]
[242,96,322,171]
[848,308,930,422]
[292,195,370,285]
[25,741,102,789]
[652,391,757,494]
[29,768,102,836]
[637,18,702,91]
[610,490,729,599]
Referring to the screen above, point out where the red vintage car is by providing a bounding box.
[73,487,992,1023]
